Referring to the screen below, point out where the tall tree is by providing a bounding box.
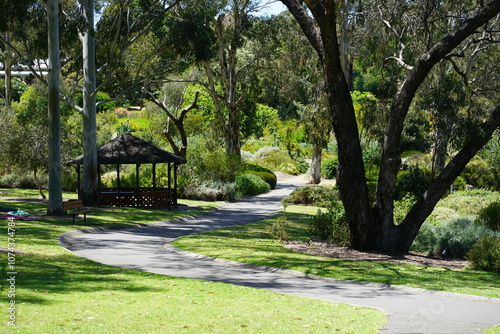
[281,0,500,253]
[44,0,64,214]
[78,0,99,205]
[0,0,46,107]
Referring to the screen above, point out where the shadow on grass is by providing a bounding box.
[0,252,158,305]
[173,212,500,297]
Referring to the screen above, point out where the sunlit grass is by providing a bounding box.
[173,205,500,298]
[0,191,386,332]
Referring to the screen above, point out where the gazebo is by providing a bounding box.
[66,133,186,209]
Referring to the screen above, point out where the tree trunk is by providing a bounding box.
[4,31,12,107]
[45,0,64,215]
[282,0,500,254]
[432,126,451,173]
[225,107,241,158]
[309,144,322,184]
[80,0,98,206]
[318,2,378,250]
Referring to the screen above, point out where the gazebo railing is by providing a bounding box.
[98,187,177,208]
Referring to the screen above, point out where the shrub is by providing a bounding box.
[251,146,298,173]
[0,173,19,188]
[395,165,431,200]
[282,186,338,207]
[236,164,277,189]
[266,214,288,242]
[462,156,497,190]
[426,207,460,224]
[476,201,500,231]
[321,156,338,179]
[393,194,416,225]
[236,173,270,197]
[182,180,236,201]
[279,162,299,175]
[436,189,500,216]
[307,201,349,245]
[466,235,500,273]
[0,173,39,189]
[411,217,495,259]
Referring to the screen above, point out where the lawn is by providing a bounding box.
[0,188,386,333]
[172,205,500,299]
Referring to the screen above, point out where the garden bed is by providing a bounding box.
[285,241,467,270]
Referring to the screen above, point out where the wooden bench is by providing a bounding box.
[63,200,92,223]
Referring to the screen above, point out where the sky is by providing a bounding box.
[257,1,288,16]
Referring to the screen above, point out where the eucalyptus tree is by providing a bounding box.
[281,0,500,253]
[61,0,181,205]
[0,0,46,107]
[163,0,284,158]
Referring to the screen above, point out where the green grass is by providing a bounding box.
[0,189,386,332]
[172,205,500,299]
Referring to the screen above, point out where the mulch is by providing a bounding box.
[285,240,468,271]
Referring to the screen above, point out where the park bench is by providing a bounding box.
[63,199,92,223]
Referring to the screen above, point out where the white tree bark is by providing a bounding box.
[79,0,98,205]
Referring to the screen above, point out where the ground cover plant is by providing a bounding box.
[172,205,500,298]
[0,189,386,333]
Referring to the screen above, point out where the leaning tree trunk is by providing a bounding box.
[45,0,64,215]
[80,0,98,206]
[318,3,378,250]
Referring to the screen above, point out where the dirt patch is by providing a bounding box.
[285,240,468,271]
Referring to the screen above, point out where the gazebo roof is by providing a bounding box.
[66,133,186,165]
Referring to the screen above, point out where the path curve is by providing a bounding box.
[59,176,500,333]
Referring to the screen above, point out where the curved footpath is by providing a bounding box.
[59,176,500,334]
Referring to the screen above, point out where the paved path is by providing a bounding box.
[59,177,500,333]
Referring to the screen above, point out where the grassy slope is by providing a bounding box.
[172,205,500,299]
[0,189,386,333]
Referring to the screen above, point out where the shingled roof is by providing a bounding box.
[66,133,186,165]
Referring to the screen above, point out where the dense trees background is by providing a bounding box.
[0,0,498,253]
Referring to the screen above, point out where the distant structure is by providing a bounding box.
[0,59,49,82]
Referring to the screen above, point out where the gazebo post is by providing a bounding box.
[136,164,140,189]
[152,163,156,189]
[174,163,178,207]
[117,164,120,190]
[98,164,102,189]
[168,163,172,209]
[75,165,81,199]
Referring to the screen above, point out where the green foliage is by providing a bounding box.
[182,179,236,201]
[186,140,240,183]
[266,213,289,243]
[250,146,303,175]
[321,156,338,179]
[394,194,417,225]
[401,107,432,153]
[435,190,500,216]
[412,217,496,259]
[236,173,270,197]
[476,202,500,231]
[282,186,338,207]
[307,201,349,245]
[0,77,28,102]
[466,236,500,273]
[0,173,40,189]
[395,166,431,200]
[76,91,116,112]
[352,91,381,139]
[236,164,277,189]
[361,139,382,165]
[462,156,498,190]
